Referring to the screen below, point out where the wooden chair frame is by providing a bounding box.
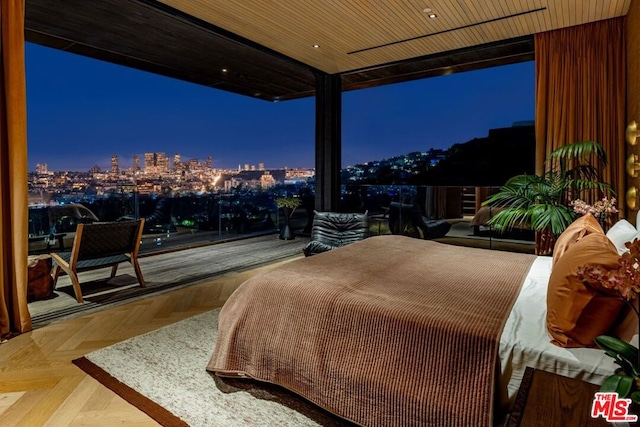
[51,219,146,303]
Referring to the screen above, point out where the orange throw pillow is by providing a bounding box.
[546,233,624,348]
[612,299,639,343]
[552,213,603,266]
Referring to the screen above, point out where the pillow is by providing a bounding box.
[612,300,639,343]
[546,233,625,348]
[606,219,640,255]
[552,213,603,266]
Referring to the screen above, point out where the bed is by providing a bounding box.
[207,235,618,426]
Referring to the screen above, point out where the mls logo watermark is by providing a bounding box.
[592,392,638,423]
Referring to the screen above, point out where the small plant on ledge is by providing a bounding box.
[276,197,301,240]
[577,238,640,403]
[276,197,301,210]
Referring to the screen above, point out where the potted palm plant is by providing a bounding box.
[482,141,612,255]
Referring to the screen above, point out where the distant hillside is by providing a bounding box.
[427,124,535,186]
[341,123,535,186]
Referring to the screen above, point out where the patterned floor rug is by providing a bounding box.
[73,309,351,427]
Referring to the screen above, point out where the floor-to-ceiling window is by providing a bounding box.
[341,61,536,248]
[26,43,315,254]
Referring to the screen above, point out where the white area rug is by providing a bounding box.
[80,309,348,426]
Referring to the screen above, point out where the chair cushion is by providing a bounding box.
[421,218,452,239]
[302,240,337,257]
[54,251,130,269]
[304,211,369,256]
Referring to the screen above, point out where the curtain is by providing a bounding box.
[0,0,31,338]
[427,186,463,220]
[535,17,626,215]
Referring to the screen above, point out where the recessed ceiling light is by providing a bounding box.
[312,44,320,49]
[428,13,437,19]
[221,68,228,73]
[423,8,432,13]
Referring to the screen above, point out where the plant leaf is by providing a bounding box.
[617,375,634,397]
[482,140,612,237]
[600,374,632,396]
[601,374,622,392]
[596,336,639,371]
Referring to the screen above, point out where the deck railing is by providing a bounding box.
[28,183,534,256]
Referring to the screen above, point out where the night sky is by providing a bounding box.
[25,42,535,172]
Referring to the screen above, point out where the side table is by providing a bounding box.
[507,367,611,427]
[369,207,390,235]
[49,232,67,251]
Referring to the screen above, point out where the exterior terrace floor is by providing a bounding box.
[28,233,310,329]
[27,216,534,330]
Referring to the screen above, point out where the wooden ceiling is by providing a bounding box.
[24,0,631,101]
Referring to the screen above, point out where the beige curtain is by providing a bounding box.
[0,0,31,338]
[535,17,626,214]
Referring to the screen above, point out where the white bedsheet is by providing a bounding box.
[497,256,631,411]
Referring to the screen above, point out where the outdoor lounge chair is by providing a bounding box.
[302,211,369,256]
[51,219,146,303]
[388,202,451,239]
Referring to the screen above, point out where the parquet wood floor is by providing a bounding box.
[3,230,530,426]
[0,260,294,426]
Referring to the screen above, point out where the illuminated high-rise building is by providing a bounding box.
[258,162,265,171]
[188,158,199,171]
[144,153,155,172]
[205,155,212,169]
[173,153,181,172]
[156,152,169,173]
[35,163,48,174]
[260,171,275,188]
[133,154,140,172]
[142,152,169,174]
[244,163,250,171]
[111,154,120,175]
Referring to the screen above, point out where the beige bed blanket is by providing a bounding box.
[207,235,536,426]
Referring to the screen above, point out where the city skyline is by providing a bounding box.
[34,151,281,174]
[26,43,535,172]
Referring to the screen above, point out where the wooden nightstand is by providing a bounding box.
[507,367,611,427]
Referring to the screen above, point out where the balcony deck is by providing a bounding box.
[27,215,534,330]
[28,233,310,329]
